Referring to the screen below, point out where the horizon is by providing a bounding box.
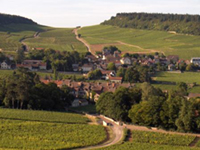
[1,0,200,28]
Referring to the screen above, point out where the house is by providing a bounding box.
[120,57,132,65]
[1,61,11,69]
[81,63,94,72]
[100,70,115,80]
[168,64,176,71]
[191,57,200,66]
[167,55,179,63]
[17,60,47,71]
[72,64,79,72]
[71,99,88,107]
[109,76,123,83]
[71,99,80,107]
[186,93,200,100]
[86,55,97,62]
[79,99,89,106]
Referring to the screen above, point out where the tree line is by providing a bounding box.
[96,82,200,133]
[0,68,74,110]
[0,13,36,26]
[101,12,200,35]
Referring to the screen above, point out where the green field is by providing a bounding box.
[100,130,199,150]
[79,25,200,59]
[0,70,84,80]
[0,108,106,149]
[70,104,97,113]
[154,71,200,84]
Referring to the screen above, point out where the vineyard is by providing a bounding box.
[24,28,87,52]
[99,130,200,150]
[0,108,89,124]
[0,108,107,149]
[78,25,200,59]
[100,142,200,150]
[131,130,195,146]
[0,119,106,150]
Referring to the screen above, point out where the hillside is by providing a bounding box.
[101,13,200,35]
[0,13,36,26]
[0,13,87,53]
[78,25,200,59]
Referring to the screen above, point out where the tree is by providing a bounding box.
[175,99,194,132]
[107,62,116,70]
[124,67,139,83]
[116,68,126,78]
[176,82,188,96]
[96,92,114,117]
[15,49,24,63]
[160,93,182,129]
[51,60,60,80]
[88,69,102,80]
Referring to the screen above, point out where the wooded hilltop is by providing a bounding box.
[101,12,200,35]
[0,13,37,26]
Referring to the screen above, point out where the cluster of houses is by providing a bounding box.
[40,79,133,107]
[76,49,199,74]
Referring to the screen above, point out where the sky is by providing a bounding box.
[1,0,200,27]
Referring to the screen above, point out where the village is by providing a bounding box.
[1,46,200,107]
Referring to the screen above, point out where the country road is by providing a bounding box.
[75,115,124,150]
[73,28,96,56]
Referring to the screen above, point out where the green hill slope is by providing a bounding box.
[101,13,200,35]
[78,25,200,59]
[0,13,87,53]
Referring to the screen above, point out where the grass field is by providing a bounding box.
[0,70,84,80]
[154,71,200,84]
[79,25,200,59]
[70,104,97,113]
[100,130,199,150]
[0,108,106,149]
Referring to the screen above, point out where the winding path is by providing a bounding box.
[75,115,124,150]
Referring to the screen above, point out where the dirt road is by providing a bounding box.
[73,28,96,56]
[75,115,124,150]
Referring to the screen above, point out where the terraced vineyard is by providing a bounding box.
[0,108,106,149]
[78,25,200,59]
[24,28,87,52]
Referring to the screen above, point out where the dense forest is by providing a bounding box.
[0,13,37,26]
[101,13,200,35]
